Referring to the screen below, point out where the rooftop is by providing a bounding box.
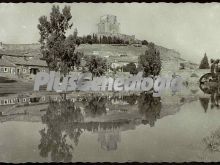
[4,56,47,67]
[0,58,15,67]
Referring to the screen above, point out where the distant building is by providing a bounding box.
[98,15,120,34]
[97,15,136,44]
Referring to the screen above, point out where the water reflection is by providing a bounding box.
[39,99,84,162]
[138,93,161,127]
[199,86,220,112]
[37,92,162,161]
[200,85,220,160]
[2,88,220,162]
[84,96,107,117]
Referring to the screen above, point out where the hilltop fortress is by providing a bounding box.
[97,15,137,44]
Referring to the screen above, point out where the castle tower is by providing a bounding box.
[97,15,120,34]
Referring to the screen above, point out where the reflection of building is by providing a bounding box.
[98,129,121,151]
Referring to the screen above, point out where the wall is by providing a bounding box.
[0,66,17,78]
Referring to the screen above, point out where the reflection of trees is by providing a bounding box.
[38,99,84,162]
[123,94,138,105]
[201,86,220,110]
[210,89,220,110]
[138,92,161,127]
[83,96,107,117]
[199,97,210,113]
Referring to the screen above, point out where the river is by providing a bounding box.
[0,84,220,162]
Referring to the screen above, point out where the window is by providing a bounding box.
[4,99,8,104]
[23,68,26,73]
[42,96,45,101]
[4,67,8,72]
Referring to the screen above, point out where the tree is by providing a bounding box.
[107,36,112,44]
[86,35,92,44]
[61,35,82,74]
[141,40,148,45]
[84,55,107,79]
[138,43,161,77]
[102,36,108,44]
[37,5,80,75]
[92,34,98,44]
[73,28,78,39]
[199,53,210,69]
[179,63,185,70]
[123,62,138,75]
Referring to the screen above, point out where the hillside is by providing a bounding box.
[1,43,197,71]
[76,44,195,71]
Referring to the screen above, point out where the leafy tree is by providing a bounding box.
[92,34,98,44]
[125,41,129,45]
[107,36,112,44]
[141,40,148,45]
[138,43,161,77]
[123,62,138,75]
[102,36,108,44]
[73,28,78,39]
[86,35,93,44]
[199,53,210,69]
[38,5,81,75]
[84,55,107,79]
[179,63,185,70]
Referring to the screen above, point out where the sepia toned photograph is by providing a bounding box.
[0,2,220,163]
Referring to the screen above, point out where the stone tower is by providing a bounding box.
[97,15,120,34]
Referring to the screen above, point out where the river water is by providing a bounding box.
[0,85,220,162]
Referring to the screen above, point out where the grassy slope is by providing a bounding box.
[3,43,196,71]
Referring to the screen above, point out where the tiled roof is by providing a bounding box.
[0,58,15,67]
[0,50,41,57]
[4,56,47,67]
[27,58,47,67]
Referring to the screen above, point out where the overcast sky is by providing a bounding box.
[0,3,220,62]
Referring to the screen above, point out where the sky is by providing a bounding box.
[0,3,220,63]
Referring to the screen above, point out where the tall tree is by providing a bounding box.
[138,43,161,77]
[199,53,210,69]
[102,36,108,44]
[37,5,80,75]
[86,35,92,44]
[73,28,78,39]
